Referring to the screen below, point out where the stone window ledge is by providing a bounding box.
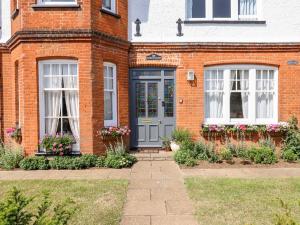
[100,8,121,19]
[32,4,81,9]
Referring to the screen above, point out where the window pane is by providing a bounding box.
[61,64,68,75]
[192,0,205,18]
[239,0,257,16]
[147,83,158,118]
[103,0,111,9]
[230,92,248,118]
[164,71,174,77]
[256,92,274,118]
[205,92,223,118]
[104,91,113,120]
[43,64,50,76]
[42,0,75,2]
[136,83,146,118]
[213,0,231,18]
[52,64,59,75]
[44,91,62,117]
[70,64,77,75]
[104,77,113,90]
[164,80,174,117]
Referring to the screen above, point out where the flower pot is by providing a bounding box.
[170,141,180,152]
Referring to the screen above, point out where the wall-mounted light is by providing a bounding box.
[187,70,195,81]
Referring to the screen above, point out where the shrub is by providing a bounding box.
[104,141,137,169]
[20,156,49,170]
[282,149,298,162]
[0,143,24,170]
[248,146,277,164]
[220,148,233,161]
[174,150,197,167]
[226,142,248,159]
[171,128,192,143]
[80,154,98,167]
[0,187,76,225]
[282,116,300,159]
[95,156,106,168]
[259,137,276,152]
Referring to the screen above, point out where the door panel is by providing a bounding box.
[130,69,176,148]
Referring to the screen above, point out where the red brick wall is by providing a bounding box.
[130,44,300,139]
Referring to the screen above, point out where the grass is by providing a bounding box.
[0,180,128,225]
[185,177,300,225]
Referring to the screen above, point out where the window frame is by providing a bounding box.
[102,0,116,13]
[204,65,278,125]
[186,0,261,21]
[103,62,118,127]
[38,59,80,152]
[37,0,77,6]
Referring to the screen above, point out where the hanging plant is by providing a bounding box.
[6,127,22,142]
[97,126,131,141]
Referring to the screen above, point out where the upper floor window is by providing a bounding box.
[102,0,116,13]
[204,65,278,125]
[38,0,77,5]
[187,0,258,20]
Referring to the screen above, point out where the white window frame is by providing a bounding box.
[37,0,77,6]
[186,0,261,21]
[102,0,116,13]
[103,62,118,127]
[38,59,80,151]
[204,65,278,125]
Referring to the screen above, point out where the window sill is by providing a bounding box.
[184,20,266,25]
[100,8,121,19]
[11,9,19,20]
[32,4,81,9]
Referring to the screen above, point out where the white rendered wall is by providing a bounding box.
[128,0,300,43]
[0,0,11,43]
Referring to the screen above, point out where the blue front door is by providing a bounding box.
[130,69,176,148]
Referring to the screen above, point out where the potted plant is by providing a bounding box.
[97,126,131,141]
[161,136,171,151]
[39,134,74,156]
[6,127,22,143]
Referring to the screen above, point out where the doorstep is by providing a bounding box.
[130,151,174,161]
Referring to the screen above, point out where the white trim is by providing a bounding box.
[204,64,278,125]
[103,62,118,127]
[102,0,116,13]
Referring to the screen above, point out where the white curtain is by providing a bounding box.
[240,75,249,118]
[239,0,256,15]
[205,92,223,118]
[63,75,80,145]
[256,93,273,118]
[45,69,62,136]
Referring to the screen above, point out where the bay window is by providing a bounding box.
[204,65,278,124]
[104,62,117,127]
[39,60,80,152]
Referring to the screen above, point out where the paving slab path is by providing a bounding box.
[121,161,198,225]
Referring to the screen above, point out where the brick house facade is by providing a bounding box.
[1,0,300,155]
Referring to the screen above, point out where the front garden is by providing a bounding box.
[0,179,128,225]
[170,116,300,167]
[185,177,300,225]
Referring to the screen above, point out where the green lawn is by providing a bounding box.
[185,177,300,225]
[0,180,128,225]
